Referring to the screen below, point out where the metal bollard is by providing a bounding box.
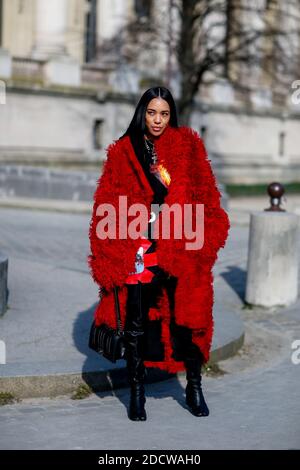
[264,182,286,212]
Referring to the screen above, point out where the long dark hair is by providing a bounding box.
[120,86,178,163]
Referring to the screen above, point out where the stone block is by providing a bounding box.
[246,211,299,307]
[44,55,81,87]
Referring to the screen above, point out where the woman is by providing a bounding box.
[88,86,230,421]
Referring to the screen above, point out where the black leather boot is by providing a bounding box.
[184,349,209,417]
[129,382,146,421]
[125,331,147,421]
[124,283,147,421]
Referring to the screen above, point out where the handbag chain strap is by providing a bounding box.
[113,286,123,333]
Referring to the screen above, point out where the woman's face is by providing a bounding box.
[145,98,170,139]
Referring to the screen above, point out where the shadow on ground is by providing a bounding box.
[72,304,191,418]
[220,266,247,302]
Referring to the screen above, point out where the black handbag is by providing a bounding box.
[89,286,126,363]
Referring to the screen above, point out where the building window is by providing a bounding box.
[85,0,97,63]
[279,131,285,157]
[135,0,152,20]
[93,119,104,150]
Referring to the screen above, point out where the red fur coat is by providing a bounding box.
[88,125,230,373]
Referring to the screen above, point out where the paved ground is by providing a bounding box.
[0,300,299,450]
[0,199,299,449]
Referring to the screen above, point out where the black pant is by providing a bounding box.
[124,275,202,363]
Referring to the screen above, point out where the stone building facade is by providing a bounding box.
[0,0,299,184]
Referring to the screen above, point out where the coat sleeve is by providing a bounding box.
[188,128,230,267]
[87,139,134,292]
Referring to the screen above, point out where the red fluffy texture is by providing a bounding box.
[88,139,154,292]
[148,307,162,321]
[88,126,230,373]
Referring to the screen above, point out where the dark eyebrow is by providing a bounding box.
[147,108,169,112]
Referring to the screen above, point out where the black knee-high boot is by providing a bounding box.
[125,330,147,421]
[184,347,209,417]
[124,283,147,421]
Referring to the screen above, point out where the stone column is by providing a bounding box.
[32,0,68,59]
[245,211,299,308]
[32,0,81,87]
[97,0,127,42]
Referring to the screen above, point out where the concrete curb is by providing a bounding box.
[0,197,92,214]
[0,313,245,399]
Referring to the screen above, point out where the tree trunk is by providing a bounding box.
[177,0,199,126]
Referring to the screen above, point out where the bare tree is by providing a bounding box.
[94,0,300,125]
[175,0,300,124]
